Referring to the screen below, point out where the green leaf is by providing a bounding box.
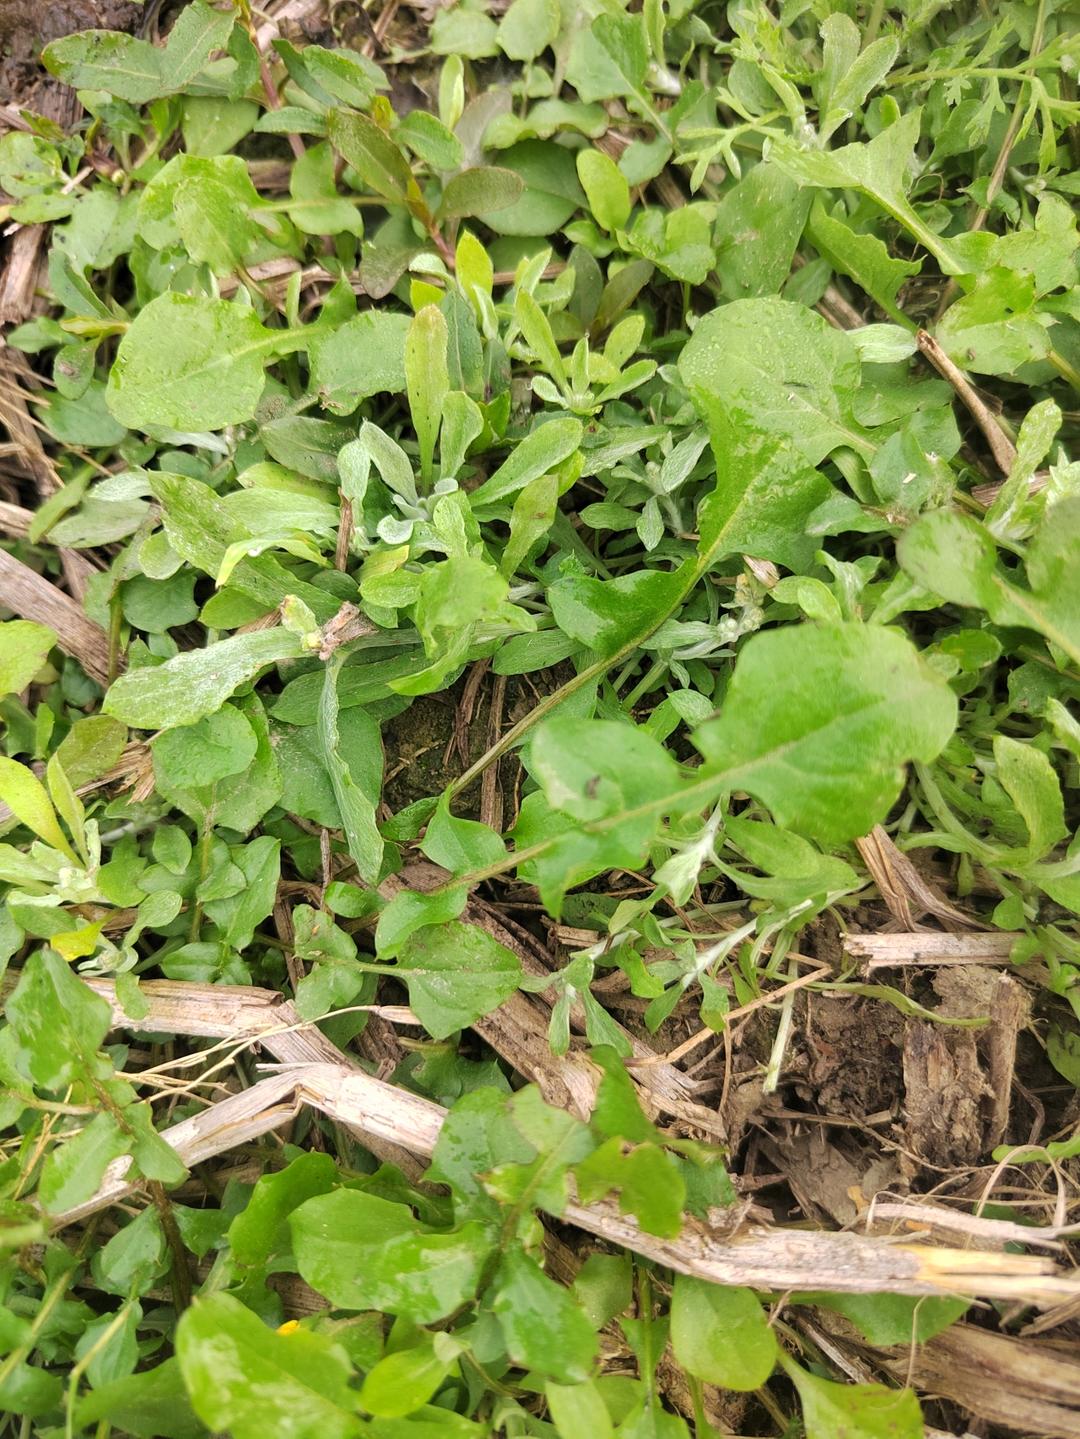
[360,1337,458,1418]
[406,305,450,488]
[228,1153,338,1267]
[308,311,411,415]
[782,1356,923,1439]
[670,1277,777,1390]
[0,621,56,697]
[898,500,1080,666]
[694,624,957,845]
[498,0,560,61]
[6,949,112,1089]
[0,757,75,859]
[549,570,685,658]
[288,142,366,237]
[680,297,867,468]
[713,163,812,301]
[106,293,281,432]
[395,920,522,1039]
[806,199,920,324]
[176,1294,363,1439]
[327,109,413,206]
[485,140,585,236]
[160,0,237,87]
[152,705,258,789]
[797,1292,967,1346]
[545,1381,614,1439]
[104,628,304,730]
[492,1249,598,1383]
[576,150,630,233]
[319,653,384,883]
[38,1112,128,1214]
[438,166,524,221]
[993,735,1066,858]
[74,1360,202,1439]
[469,416,583,508]
[290,1188,491,1322]
[42,30,166,103]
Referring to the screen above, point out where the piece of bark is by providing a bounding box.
[0,547,110,684]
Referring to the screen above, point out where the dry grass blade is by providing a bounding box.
[0,548,111,685]
[47,976,1080,1305]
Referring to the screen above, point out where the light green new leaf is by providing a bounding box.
[176,1294,363,1439]
[0,620,56,697]
[107,293,284,432]
[694,624,957,845]
[469,416,583,509]
[993,735,1066,859]
[104,628,304,730]
[0,757,76,859]
[499,0,560,61]
[395,921,522,1039]
[671,1277,777,1390]
[782,1356,923,1439]
[290,1188,491,1322]
[360,1338,457,1418]
[319,653,383,883]
[576,150,630,233]
[406,305,450,488]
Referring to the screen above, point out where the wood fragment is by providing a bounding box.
[916,331,1017,477]
[0,547,111,684]
[846,932,1022,969]
[46,977,1080,1305]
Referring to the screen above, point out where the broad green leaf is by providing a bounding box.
[899,500,1080,666]
[782,1357,923,1439]
[438,166,524,221]
[485,140,585,236]
[288,142,365,236]
[39,1112,128,1214]
[359,1338,457,1418]
[421,796,506,874]
[290,1188,491,1322]
[499,0,560,61]
[375,884,468,957]
[548,569,686,658]
[104,628,304,729]
[5,949,112,1089]
[713,163,811,300]
[176,1294,363,1439]
[160,0,236,87]
[107,293,283,432]
[680,297,867,468]
[228,1153,338,1267]
[74,1360,201,1439]
[308,311,411,415]
[54,715,127,788]
[395,920,522,1039]
[319,653,384,883]
[172,156,264,275]
[0,757,75,859]
[670,1277,777,1390]
[492,1249,598,1384]
[694,624,957,845]
[43,31,166,103]
[575,1137,685,1237]
[0,621,56,697]
[152,705,258,789]
[545,1380,614,1439]
[576,150,630,233]
[797,1292,967,1346]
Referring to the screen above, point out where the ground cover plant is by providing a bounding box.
[2,0,1080,1433]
